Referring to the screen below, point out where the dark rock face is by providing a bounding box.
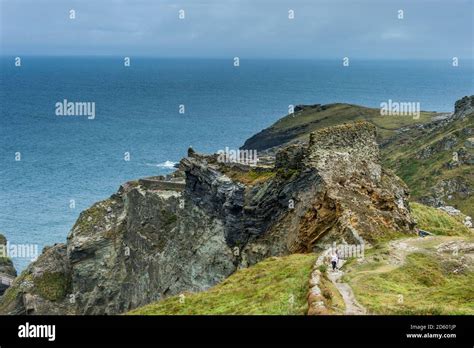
[275,144,306,170]
[181,157,247,247]
[0,181,185,315]
[0,234,17,296]
[0,121,415,315]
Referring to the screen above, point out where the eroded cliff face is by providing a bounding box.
[0,121,415,315]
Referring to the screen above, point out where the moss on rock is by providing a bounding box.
[33,272,70,302]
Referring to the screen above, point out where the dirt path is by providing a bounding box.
[319,237,426,315]
[348,238,423,280]
[327,260,366,315]
[387,238,421,266]
[316,236,473,315]
[315,249,366,315]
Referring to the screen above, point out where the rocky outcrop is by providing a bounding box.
[0,235,16,277]
[0,234,17,296]
[0,179,183,315]
[0,121,415,315]
[454,95,474,120]
[420,177,473,207]
[239,122,414,265]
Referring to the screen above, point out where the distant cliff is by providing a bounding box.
[0,119,415,315]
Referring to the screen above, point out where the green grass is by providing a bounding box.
[128,253,315,315]
[411,202,471,236]
[346,252,474,315]
[244,103,436,151]
[224,169,276,186]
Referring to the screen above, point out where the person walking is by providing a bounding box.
[331,252,339,271]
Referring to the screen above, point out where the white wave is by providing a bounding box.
[146,160,177,169]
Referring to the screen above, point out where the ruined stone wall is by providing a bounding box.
[307,121,379,163]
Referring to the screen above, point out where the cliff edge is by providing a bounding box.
[0,121,415,315]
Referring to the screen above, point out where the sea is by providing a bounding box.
[1,57,473,271]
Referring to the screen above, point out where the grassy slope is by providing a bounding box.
[343,204,473,315]
[220,168,276,186]
[411,202,471,236]
[271,104,434,141]
[242,103,435,151]
[129,254,314,315]
[344,242,473,315]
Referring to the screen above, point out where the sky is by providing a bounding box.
[0,0,473,59]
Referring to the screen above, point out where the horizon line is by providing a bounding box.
[1,54,473,61]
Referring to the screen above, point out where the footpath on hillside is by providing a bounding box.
[315,236,472,315]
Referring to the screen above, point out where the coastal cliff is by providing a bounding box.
[0,119,415,315]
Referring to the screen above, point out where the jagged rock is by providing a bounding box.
[422,177,473,208]
[0,121,415,315]
[415,134,459,160]
[454,95,474,120]
[275,144,306,170]
[0,243,72,314]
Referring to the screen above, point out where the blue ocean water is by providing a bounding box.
[1,57,473,271]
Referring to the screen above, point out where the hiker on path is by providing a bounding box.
[331,252,339,271]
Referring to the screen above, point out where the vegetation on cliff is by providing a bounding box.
[130,203,472,315]
[129,254,314,315]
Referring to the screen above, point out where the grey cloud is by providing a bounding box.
[0,0,472,58]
